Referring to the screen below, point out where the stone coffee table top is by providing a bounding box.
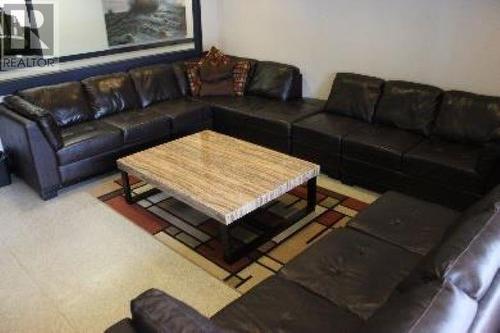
[117,130,320,225]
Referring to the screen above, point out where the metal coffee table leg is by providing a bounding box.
[121,171,133,204]
[121,171,161,204]
[307,177,317,212]
[220,176,318,264]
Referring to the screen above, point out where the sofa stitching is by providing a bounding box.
[408,284,446,333]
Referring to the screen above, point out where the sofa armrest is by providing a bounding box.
[105,319,137,333]
[131,289,224,333]
[3,95,63,150]
[0,105,61,199]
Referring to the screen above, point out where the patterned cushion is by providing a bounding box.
[185,47,251,97]
[233,60,251,97]
[186,60,203,97]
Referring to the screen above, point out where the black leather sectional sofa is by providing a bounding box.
[0,57,499,210]
[106,184,500,333]
[0,55,498,333]
[0,59,323,200]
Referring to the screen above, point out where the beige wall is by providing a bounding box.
[201,0,221,49]
[208,0,500,99]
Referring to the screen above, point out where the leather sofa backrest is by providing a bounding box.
[432,206,500,301]
[18,81,92,127]
[82,72,140,119]
[364,281,477,333]
[129,64,183,108]
[131,289,224,333]
[434,91,500,143]
[325,73,385,123]
[375,81,443,136]
[247,61,302,101]
[172,61,191,97]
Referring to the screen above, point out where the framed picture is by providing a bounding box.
[57,0,201,63]
[103,0,188,48]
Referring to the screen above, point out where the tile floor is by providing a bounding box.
[0,173,378,332]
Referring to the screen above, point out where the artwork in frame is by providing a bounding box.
[102,0,188,48]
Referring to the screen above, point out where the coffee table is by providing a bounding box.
[117,130,320,262]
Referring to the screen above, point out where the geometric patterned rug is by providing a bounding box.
[93,176,371,294]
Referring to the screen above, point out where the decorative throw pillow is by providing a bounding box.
[233,60,252,97]
[185,60,203,97]
[185,47,251,97]
[200,61,233,82]
[200,79,234,97]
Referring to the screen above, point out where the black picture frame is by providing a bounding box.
[58,0,203,63]
[0,0,203,96]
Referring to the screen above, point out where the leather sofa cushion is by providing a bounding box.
[350,192,459,255]
[434,91,500,143]
[343,125,424,170]
[433,207,500,300]
[145,99,212,136]
[364,281,477,333]
[19,81,92,127]
[403,140,492,193]
[375,81,443,136]
[280,228,421,320]
[131,289,223,333]
[292,113,364,177]
[293,113,366,154]
[129,64,183,108]
[247,62,300,101]
[102,109,171,144]
[208,96,323,153]
[82,73,140,119]
[204,95,323,135]
[213,276,363,333]
[57,121,123,165]
[200,96,323,154]
[3,95,64,150]
[325,73,385,123]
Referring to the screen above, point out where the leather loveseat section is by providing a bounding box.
[293,73,500,209]
[106,185,500,333]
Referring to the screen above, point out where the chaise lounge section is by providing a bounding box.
[106,184,500,333]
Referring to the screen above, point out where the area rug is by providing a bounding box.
[93,176,371,294]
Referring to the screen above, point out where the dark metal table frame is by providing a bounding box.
[121,171,317,263]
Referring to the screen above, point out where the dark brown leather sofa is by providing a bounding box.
[106,185,500,333]
[0,58,498,210]
[0,59,321,200]
[293,73,500,210]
